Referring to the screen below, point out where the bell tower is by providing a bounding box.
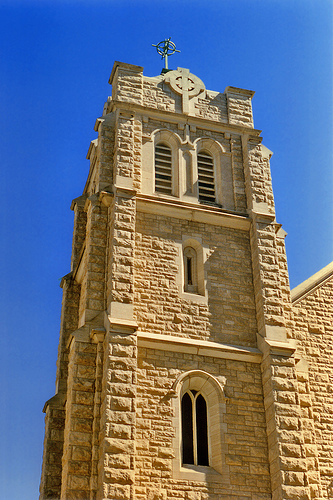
[40,60,323,500]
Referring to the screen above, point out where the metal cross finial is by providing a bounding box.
[152,37,180,70]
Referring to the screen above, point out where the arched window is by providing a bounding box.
[155,142,172,195]
[197,150,215,204]
[181,391,209,466]
[172,370,228,478]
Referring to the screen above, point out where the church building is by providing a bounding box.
[39,59,333,500]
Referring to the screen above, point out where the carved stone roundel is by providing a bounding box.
[165,67,205,98]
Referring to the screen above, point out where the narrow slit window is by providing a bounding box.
[155,143,172,195]
[181,391,209,467]
[183,246,198,294]
[197,151,215,204]
[187,257,193,285]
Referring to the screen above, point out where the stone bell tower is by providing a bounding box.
[40,61,324,500]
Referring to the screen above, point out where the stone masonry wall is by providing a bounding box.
[293,277,333,498]
[135,348,271,500]
[60,334,97,500]
[96,330,137,500]
[143,76,182,114]
[243,135,323,500]
[194,91,228,123]
[135,212,257,348]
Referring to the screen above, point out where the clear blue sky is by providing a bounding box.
[0,1,332,498]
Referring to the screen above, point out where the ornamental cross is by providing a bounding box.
[165,67,205,115]
[152,37,180,70]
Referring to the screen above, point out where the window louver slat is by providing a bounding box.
[155,144,172,195]
[198,151,215,203]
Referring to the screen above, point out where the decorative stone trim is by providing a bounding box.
[109,99,262,135]
[137,332,262,363]
[136,194,250,230]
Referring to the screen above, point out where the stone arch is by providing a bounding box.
[172,370,228,477]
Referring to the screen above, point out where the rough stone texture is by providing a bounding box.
[40,61,330,500]
[135,348,271,499]
[293,275,333,499]
[134,213,257,347]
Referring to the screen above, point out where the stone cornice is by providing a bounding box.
[108,99,262,137]
[136,194,250,231]
[109,61,144,85]
[224,86,255,99]
[137,332,262,363]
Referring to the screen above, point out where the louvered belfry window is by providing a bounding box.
[197,151,215,203]
[155,143,172,195]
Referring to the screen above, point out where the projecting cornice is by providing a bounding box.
[136,194,250,231]
[108,99,262,138]
[137,332,262,363]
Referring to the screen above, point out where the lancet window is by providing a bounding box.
[181,391,209,466]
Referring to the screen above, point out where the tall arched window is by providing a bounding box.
[155,142,172,195]
[181,391,209,466]
[197,150,215,204]
[172,370,228,478]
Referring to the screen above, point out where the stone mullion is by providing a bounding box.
[60,334,97,500]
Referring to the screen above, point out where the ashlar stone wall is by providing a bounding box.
[134,212,257,347]
[40,60,330,500]
[292,271,333,499]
